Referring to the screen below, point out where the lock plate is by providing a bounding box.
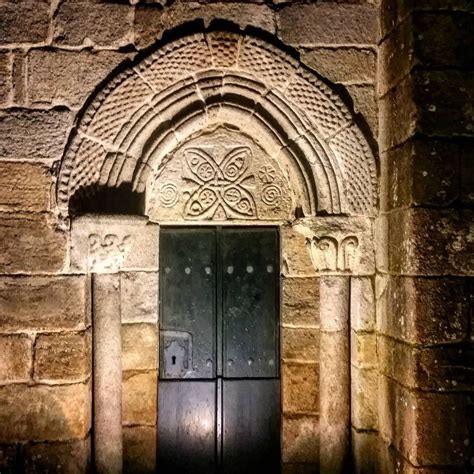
[161,330,193,378]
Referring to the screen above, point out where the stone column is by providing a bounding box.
[319,276,350,473]
[92,273,122,474]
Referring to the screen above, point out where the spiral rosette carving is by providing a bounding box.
[159,183,179,208]
[261,184,282,208]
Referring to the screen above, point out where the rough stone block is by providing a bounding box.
[351,430,379,474]
[0,3,49,44]
[12,49,26,105]
[0,334,32,381]
[71,216,159,273]
[378,376,471,466]
[0,275,90,332]
[34,331,92,382]
[134,3,275,49]
[0,162,50,213]
[379,336,474,392]
[282,415,319,463]
[0,108,74,162]
[0,52,10,106]
[301,47,375,85]
[414,11,474,69]
[346,84,377,135]
[376,276,470,344]
[281,225,316,277]
[350,276,375,331]
[351,332,377,369]
[460,141,474,207]
[21,438,90,473]
[121,272,158,324]
[415,70,474,137]
[279,4,378,46]
[0,382,91,442]
[54,3,133,47]
[282,363,319,415]
[282,277,319,327]
[28,49,129,108]
[379,75,417,152]
[123,426,156,473]
[122,324,158,371]
[122,371,157,426]
[380,138,461,211]
[282,327,319,362]
[386,209,473,275]
[351,367,378,430]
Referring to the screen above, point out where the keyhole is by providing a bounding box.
[172,356,176,365]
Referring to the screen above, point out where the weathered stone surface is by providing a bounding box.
[0,108,73,162]
[320,276,350,332]
[0,215,67,273]
[281,225,316,276]
[0,162,50,213]
[122,371,157,426]
[28,49,129,108]
[54,3,133,47]
[0,383,91,442]
[386,209,474,275]
[279,4,378,45]
[134,3,275,49]
[379,75,417,152]
[0,275,90,332]
[346,84,377,135]
[350,276,375,331]
[282,363,319,415]
[21,438,90,473]
[12,50,26,105]
[282,277,319,327]
[34,331,91,382]
[282,327,319,362]
[378,376,471,466]
[121,272,158,324]
[123,426,156,473]
[0,3,49,44]
[351,332,376,369]
[380,138,461,211]
[414,12,474,69]
[282,416,319,463]
[71,216,159,273]
[302,47,375,85]
[351,367,378,430]
[415,70,474,137]
[0,52,10,106]
[351,430,379,474]
[379,336,474,391]
[296,217,376,276]
[460,141,474,207]
[0,334,32,382]
[376,276,470,344]
[282,464,319,474]
[122,324,158,371]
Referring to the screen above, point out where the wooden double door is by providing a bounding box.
[158,227,281,473]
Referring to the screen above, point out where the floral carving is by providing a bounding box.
[258,165,276,184]
[306,235,360,272]
[88,233,132,271]
[182,146,257,219]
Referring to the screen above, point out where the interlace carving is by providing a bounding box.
[182,146,257,219]
[88,233,132,271]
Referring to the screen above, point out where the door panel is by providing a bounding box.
[222,228,279,378]
[160,228,216,379]
[158,227,280,473]
[222,379,281,474]
[158,380,216,473]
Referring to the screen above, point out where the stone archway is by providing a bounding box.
[59,30,378,473]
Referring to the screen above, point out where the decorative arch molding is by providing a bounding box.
[57,31,377,218]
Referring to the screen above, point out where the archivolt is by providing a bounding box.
[57,32,377,217]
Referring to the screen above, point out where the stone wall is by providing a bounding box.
[378,0,474,471]
[0,0,471,473]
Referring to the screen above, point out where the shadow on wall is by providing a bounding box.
[69,184,145,216]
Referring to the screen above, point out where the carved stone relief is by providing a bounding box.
[147,128,293,222]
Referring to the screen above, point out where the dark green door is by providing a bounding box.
[158,227,280,473]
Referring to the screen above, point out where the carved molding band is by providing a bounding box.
[57,31,377,218]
